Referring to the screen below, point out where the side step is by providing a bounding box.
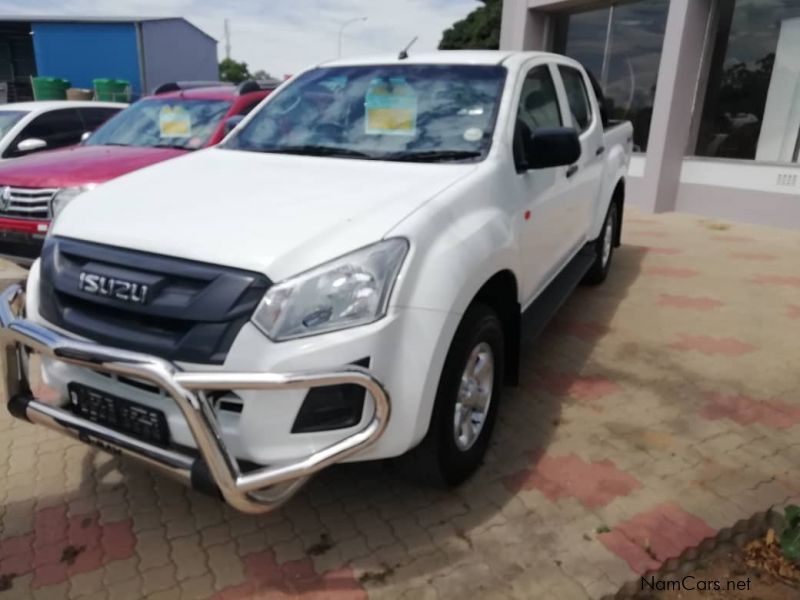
[521,245,596,340]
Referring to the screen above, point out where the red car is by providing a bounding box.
[0,80,274,262]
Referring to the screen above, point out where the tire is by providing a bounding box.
[402,303,505,487]
[583,201,618,285]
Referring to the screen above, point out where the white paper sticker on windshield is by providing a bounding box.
[463,127,483,142]
[159,106,192,138]
[364,78,417,136]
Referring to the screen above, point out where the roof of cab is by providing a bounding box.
[147,85,270,102]
[318,50,556,68]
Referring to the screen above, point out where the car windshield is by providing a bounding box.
[0,111,27,138]
[224,64,507,162]
[87,98,231,150]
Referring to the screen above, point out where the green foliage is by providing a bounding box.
[439,0,502,50]
[219,58,252,84]
[780,505,800,562]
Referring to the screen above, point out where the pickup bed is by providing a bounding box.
[0,51,632,513]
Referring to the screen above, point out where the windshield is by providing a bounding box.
[87,98,231,150]
[225,64,507,162]
[0,111,27,138]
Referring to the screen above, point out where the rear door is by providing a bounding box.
[4,108,84,158]
[78,107,122,133]
[555,65,606,246]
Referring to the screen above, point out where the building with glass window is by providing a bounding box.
[501,0,800,228]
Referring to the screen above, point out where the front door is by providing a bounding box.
[512,63,572,305]
[556,65,606,251]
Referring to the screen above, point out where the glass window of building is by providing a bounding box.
[695,0,800,163]
[553,0,669,152]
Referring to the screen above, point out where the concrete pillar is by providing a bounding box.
[500,0,549,50]
[640,0,712,213]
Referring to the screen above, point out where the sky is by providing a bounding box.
[3,0,482,77]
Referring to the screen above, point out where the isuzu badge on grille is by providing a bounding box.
[78,272,149,304]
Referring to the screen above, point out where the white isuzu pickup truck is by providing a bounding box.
[1,51,632,513]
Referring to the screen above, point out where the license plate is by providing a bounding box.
[68,383,170,446]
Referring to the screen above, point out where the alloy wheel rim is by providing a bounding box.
[453,341,494,451]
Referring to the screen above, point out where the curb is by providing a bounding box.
[603,506,785,599]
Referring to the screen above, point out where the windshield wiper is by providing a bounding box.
[153,143,192,151]
[258,145,373,159]
[386,150,482,163]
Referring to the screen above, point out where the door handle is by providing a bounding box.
[595,146,605,156]
[566,165,579,178]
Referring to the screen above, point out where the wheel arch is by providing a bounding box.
[611,177,625,247]
[470,269,520,386]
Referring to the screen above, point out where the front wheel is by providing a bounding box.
[402,303,505,486]
[583,202,618,285]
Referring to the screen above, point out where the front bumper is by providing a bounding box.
[0,284,390,514]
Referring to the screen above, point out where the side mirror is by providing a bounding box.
[223,115,245,135]
[521,127,581,170]
[16,138,47,154]
[80,131,92,142]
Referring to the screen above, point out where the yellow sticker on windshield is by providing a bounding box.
[159,106,192,138]
[365,78,417,136]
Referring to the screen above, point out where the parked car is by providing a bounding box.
[0,100,125,161]
[0,51,633,514]
[0,81,275,262]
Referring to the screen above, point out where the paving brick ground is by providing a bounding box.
[1,209,799,599]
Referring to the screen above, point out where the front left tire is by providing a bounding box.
[401,302,505,486]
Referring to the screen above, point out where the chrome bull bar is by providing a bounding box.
[0,284,391,514]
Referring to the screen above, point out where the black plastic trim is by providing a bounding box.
[39,237,271,364]
[8,393,32,422]
[190,459,222,498]
[291,358,370,433]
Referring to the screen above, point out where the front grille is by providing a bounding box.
[39,237,272,364]
[0,186,57,220]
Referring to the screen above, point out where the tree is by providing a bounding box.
[219,58,251,84]
[439,0,502,50]
[252,69,273,81]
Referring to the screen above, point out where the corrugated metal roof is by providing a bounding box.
[0,16,217,42]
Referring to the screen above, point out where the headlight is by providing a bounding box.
[253,238,409,341]
[50,184,96,222]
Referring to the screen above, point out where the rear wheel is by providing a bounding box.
[402,303,504,486]
[583,202,618,285]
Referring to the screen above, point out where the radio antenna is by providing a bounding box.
[398,36,418,60]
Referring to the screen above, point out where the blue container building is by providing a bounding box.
[0,16,218,102]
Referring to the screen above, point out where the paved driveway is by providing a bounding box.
[1,210,799,600]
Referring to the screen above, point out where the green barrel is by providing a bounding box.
[93,79,131,102]
[31,77,71,100]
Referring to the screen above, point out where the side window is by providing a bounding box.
[79,107,121,131]
[6,109,83,157]
[517,66,562,133]
[558,66,592,132]
[237,98,263,117]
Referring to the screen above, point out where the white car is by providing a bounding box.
[0,100,125,160]
[1,51,632,513]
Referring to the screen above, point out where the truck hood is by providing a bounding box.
[52,147,477,280]
[0,145,186,188]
